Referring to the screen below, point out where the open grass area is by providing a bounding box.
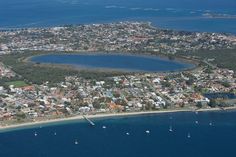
[5,81,28,88]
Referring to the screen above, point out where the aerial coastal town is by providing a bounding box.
[0,22,236,126]
[1,22,236,54]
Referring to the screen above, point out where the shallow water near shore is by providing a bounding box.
[0,110,236,157]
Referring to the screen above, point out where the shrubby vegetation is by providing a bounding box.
[177,49,236,71]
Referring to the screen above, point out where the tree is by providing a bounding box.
[186,78,194,86]
[93,101,101,109]
[208,99,218,108]
[16,112,26,121]
[196,102,203,108]
[161,81,171,88]
[221,82,231,88]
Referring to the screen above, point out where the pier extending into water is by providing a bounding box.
[82,115,95,126]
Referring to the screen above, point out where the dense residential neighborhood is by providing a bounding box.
[0,22,236,125]
[0,63,235,124]
[0,22,236,54]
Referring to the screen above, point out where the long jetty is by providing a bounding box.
[82,115,95,126]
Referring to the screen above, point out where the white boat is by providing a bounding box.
[187,133,191,138]
[169,126,173,132]
[102,126,107,129]
[54,132,57,136]
[126,132,130,135]
[195,120,199,124]
[146,130,150,134]
[34,132,38,136]
[75,140,79,145]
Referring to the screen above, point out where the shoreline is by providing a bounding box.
[1,106,236,133]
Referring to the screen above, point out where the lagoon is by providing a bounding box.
[31,54,194,72]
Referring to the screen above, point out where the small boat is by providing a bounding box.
[34,132,38,137]
[209,122,213,126]
[195,120,199,124]
[54,132,57,136]
[169,126,173,132]
[187,133,191,138]
[75,140,79,145]
[145,130,150,134]
[102,126,107,129]
[126,132,130,135]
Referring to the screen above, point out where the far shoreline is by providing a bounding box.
[0,106,235,133]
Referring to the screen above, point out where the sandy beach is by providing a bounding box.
[0,106,236,133]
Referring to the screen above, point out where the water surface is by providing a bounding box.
[1,111,236,157]
[0,0,236,34]
[31,54,194,72]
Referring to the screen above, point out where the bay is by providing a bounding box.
[0,0,236,34]
[1,111,236,157]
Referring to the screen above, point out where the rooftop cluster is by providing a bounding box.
[0,66,235,124]
[0,22,236,54]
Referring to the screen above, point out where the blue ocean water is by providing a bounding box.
[31,54,194,72]
[0,0,236,34]
[1,111,236,157]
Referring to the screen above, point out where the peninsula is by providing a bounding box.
[0,22,236,130]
